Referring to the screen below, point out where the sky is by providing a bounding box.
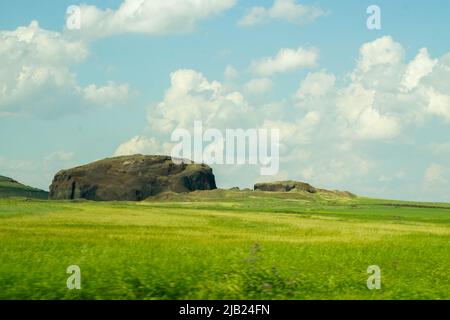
[1,0,450,202]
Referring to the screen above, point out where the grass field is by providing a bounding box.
[0,190,449,300]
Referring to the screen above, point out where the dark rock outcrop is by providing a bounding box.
[254,181,317,193]
[49,155,217,201]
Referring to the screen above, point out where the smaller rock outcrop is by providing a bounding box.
[254,181,317,193]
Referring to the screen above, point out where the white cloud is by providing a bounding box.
[299,154,375,186]
[149,69,254,133]
[335,83,373,125]
[354,107,401,140]
[82,82,131,106]
[0,21,84,115]
[401,48,437,91]
[262,111,320,161]
[357,36,404,72]
[0,21,88,65]
[336,83,401,140]
[250,47,318,76]
[112,36,450,200]
[295,70,335,99]
[114,136,167,156]
[71,0,236,39]
[0,21,131,117]
[244,78,273,94]
[115,69,286,186]
[422,52,450,93]
[330,37,444,140]
[239,7,267,27]
[238,0,326,27]
[425,87,450,122]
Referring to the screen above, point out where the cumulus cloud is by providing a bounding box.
[250,47,318,76]
[324,36,449,140]
[149,69,254,133]
[357,36,404,72]
[299,154,375,186]
[0,21,131,117]
[114,136,168,156]
[238,0,326,27]
[425,87,450,122]
[69,0,236,39]
[116,69,286,185]
[0,21,88,65]
[288,36,450,198]
[401,48,437,91]
[422,52,450,93]
[0,21,84,115]
[82,82,131,107]
[295,70,335,99]
[112,36,450,199]
[263,111,320,156]
[336,84,401,140]
[244,78,273,94]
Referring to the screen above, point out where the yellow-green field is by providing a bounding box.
[0,190,449,300]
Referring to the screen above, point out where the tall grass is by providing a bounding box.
[0,195,448,300]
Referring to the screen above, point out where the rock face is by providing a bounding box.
[49,155,217,201]
[254,181,317,193]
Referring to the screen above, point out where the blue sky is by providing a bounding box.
[1,0,450,201]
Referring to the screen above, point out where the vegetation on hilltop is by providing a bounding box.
[0,175,48,199]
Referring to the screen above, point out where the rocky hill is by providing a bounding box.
[49,155,217,201]
[254,181,317,193]
[0,175,49,199]
[254,180,355,197]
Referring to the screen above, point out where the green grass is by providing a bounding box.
[0,191,449,300]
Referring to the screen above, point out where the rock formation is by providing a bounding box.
[254,181,317,193]
[49,155,217,201]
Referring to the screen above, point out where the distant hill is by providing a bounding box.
[0,175,49,199]
[147,184,356,203]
